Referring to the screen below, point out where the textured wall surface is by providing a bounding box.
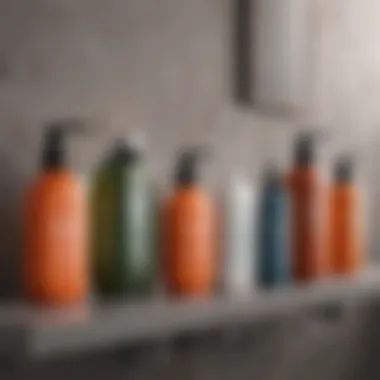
[0,0,380,378]
[0,0,379,302]
[0,0,292,295]
[1,0,380,294]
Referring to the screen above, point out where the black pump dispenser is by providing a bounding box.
[175,148,206,186]
[114,133,145,163]
[334,155,354,184]
[42,119,86,169]
[294,132,318,166]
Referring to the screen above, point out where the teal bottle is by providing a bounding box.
[258,167,289,288]
[91,134,157,298]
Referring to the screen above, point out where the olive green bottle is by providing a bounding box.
[91,134,157,298]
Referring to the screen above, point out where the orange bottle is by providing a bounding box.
[163,148,216,296]
[288,132,329,281]
[329,156,363,275]
[23,120,88,305]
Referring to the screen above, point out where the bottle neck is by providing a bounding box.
[175,182,199,191]
[175,167,198,186]
[294,163,315,172]
[42,148,66,170]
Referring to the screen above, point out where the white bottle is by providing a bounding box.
[223,173,257,295]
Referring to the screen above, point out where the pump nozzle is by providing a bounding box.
[175,147,210,186]
[334,153,356,183]
[113,130,146,161]
[293,130,324,166]
[42,118,89,169]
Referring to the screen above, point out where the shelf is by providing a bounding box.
[1,269,380,361]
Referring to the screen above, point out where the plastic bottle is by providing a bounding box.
[258,166,288,287]
[223,173,256,294]
[23,119,89,305]
[288,131,329,282]
[163,148,216,297]
[91,133,157,298]
[329,155,364,275]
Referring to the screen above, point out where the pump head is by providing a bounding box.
[42,118,88,169]
[293,130,323,166]
[175,147,210,186]
[113,130,146,162]
[334,154,356,183]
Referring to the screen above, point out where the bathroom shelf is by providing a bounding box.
[1,269,380,361]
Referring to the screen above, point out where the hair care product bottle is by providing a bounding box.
[91,133,157,298]
[223,173,256,295]
[329,155,363,275]
[288,132,329,282]
[23,119,88,305]
[163,148,216,297]
[258,166,288,288]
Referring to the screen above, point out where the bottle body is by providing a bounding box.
[23,172,88,305]
[289,168,328,281]
[92,148,157,297]
[223,176,256,294]
[258,179,288,287]
[329,185,363,275]
[163,188,216,296]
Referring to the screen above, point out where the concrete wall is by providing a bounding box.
[1,0,380,378]
[0,0,379,290]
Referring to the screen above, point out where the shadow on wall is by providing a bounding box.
[0,148,26,298]
[232,0,252,104]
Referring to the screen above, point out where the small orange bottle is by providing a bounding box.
[288,132,329,281]
[329,156,363,275]
[163,148,216,296]
[23,120,88,306]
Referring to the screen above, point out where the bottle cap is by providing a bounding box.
[175,147,210,186]
[334,154,355,183]
[113,130,147,161]
[293,130,323,166]
[42,118,88,169]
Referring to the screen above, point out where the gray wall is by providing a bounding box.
[0,0,380,294]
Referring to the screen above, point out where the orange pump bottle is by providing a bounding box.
[163,148,216,296]
[23,120,88,305]
[329,156,363,275]
[288,132,329,281]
